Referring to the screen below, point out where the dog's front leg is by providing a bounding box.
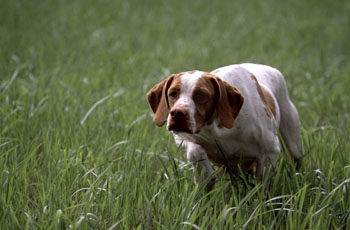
[186,142,216,190]
[256,153,280,191]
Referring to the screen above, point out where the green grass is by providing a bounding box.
[1,0,349,229]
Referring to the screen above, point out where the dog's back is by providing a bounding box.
[211,63,302,165]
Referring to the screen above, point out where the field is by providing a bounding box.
[1,0,349,229]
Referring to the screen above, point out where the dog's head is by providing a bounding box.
[147,71,244,134]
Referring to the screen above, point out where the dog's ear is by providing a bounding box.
[146,75,175,126]
[209,75,244,128]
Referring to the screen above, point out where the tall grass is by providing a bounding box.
[1,0,349,229]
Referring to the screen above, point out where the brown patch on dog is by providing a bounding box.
[166,76,183,108]
[250,75,276,118]
[192,75,217,132]
[203,73,244,129]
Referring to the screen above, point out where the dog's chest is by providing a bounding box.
[188,133,258,174]
[179,126,258,158]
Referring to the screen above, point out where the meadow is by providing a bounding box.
[0,0,349,229]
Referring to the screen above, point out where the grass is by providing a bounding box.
[0,0,349,229]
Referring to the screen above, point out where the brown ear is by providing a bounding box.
[209,75,244,128]
[146,75,175,126]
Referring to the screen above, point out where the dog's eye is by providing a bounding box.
[169,91,178,99]
[193,91,209,104]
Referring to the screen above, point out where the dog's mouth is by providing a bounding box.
[167,119,194,134]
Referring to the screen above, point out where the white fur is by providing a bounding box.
[172,64,302,185]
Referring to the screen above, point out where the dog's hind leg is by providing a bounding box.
[278,100,302,168]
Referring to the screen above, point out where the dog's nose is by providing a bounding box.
[168,108,192,133]
[170,109,185,119]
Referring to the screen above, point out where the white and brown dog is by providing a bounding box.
[147,63,302,188]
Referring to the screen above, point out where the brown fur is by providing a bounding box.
[146,74,182,126]
[192,76,217,132]
[205,73,244,129]
[250,75,276,118]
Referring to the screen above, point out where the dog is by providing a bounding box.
[147,63,302,189]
